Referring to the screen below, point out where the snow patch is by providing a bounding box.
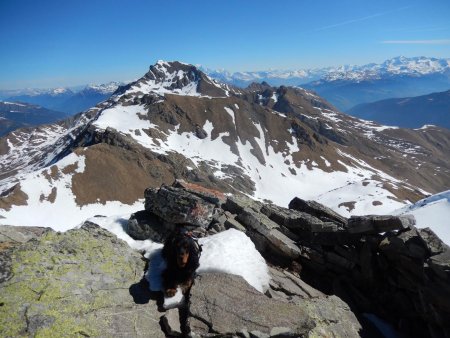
[392,190,450,245]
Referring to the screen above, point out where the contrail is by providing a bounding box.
[315,6,413,31]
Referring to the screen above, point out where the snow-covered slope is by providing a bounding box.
[0,61,449,229]
[392,190,450,245]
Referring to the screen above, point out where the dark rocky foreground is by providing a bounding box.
[1,180,449,337]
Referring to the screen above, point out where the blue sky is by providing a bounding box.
[1,0,449,89]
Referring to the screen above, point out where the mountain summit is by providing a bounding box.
[0,60,449,228]
[120,60,236,98]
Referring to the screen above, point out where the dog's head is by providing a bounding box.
[163,229,201,271]
[174,235,191,268]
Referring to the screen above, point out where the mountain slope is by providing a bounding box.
[347,89,450,129]
[0,61,449,228]
[0,101,69,136]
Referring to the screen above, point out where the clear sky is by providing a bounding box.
[1,0,450,89]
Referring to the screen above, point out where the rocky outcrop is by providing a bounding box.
[0,222,164,337]
[186,272,362,337]
[124,181,450,337]
[189,273,313,336]
[2,180,449,337]
[144,184,216,228]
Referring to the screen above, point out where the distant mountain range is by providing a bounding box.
[205,56,450,111]
[0,82,122,115]
[348,89,450,129]
[0,101,69,137]
[1,60,449,230]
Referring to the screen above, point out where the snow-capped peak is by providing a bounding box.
[84,81,122,94]
[323,56,450,82]
[118,60,234,98]
[204,56,450,86]
[52,87,70,95]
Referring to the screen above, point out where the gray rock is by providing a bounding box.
[418,227,449,256]
[237,208,301,260]
[145,184,215,228]
[224,217,247,232]
[127,209,171,241]
[348,214,415,234]
[379,226,428,259]
[0,222,165,337]
[161,309,182,336]
[428,248,450,280]
[173,179,227,206]
[189,273,314,336]
[269,267,325,301]
[261,204,339,233]
[288,197,347,226]
[306,295,362,337]
[223,194,263,215]
[0,225,50,243]
[270,326,297,337]
[250,330,270,338]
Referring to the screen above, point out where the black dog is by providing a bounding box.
[161,228,202,297]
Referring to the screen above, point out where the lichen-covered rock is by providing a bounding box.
[0,222,164,337]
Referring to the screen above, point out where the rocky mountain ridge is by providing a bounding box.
[1,180,449,337]
[0,60,449,229]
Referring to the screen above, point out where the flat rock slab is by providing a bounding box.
[288,197,348,226]
[189,273,315,335]
[237,208,301,260]
[348,214,415,234]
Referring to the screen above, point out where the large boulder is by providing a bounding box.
[0,222,164,337]
[126,209,171,241]
[288,197,348,226]
[145,184,216,228]
[188,272,362,337]
[189,272,314,336]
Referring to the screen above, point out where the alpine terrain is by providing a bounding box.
[0,101,69,137]
[0,60,449,229]
[1,61,450,337]
[206,56,450,111]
